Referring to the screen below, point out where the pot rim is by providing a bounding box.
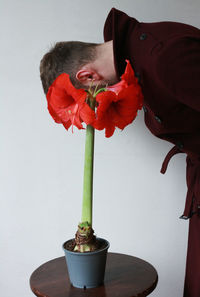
[62,237,110,255]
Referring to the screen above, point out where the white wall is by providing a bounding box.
[1,1,200,297]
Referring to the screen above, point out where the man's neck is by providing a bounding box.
[93,41,118,84]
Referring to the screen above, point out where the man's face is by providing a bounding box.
[100,75,119,88]
[76,74,118,91]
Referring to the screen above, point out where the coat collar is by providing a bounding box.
[104,8,139,79]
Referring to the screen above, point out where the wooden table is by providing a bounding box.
[30,252,158,297]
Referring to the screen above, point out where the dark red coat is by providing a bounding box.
[104,8,200,297]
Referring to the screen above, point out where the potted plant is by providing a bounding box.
[45,60,143,289]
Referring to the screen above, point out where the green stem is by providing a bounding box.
[94,87,106,97]
[81,101,95,226]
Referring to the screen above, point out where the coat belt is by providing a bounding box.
[160,145,200,219]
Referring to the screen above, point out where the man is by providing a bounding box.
[40,8,200,297]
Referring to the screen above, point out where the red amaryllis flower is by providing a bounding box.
[93,60,143,137]
[46,73,95,131]
[106,79,127,95]
[121,59,139,85]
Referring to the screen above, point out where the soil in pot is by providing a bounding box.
[63,238,108,253]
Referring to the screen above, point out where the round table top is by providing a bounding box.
[30,252,158,297]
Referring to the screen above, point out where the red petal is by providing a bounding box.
[106,80,128,95]
[95,91,116,119]
[121,60,138,85]
[105,124,115,138]
[47,102,62,123]
[113,85,140,128]
[79,103,95,125]
[63,121,72,130]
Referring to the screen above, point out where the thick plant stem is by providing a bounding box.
[81,123,95,226]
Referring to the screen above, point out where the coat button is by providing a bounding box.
[140,33,147,40]
[176,141,184,150]
[154,115,162,123]
[143,106,147,113]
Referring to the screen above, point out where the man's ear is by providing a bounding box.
[76,69,102,85]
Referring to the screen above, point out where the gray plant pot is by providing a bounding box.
[62,237,109,289]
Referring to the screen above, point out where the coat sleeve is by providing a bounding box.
[156,35,200,112]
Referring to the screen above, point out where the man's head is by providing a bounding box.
[40,41,118,94]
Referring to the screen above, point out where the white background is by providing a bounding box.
[1,1,200,296]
